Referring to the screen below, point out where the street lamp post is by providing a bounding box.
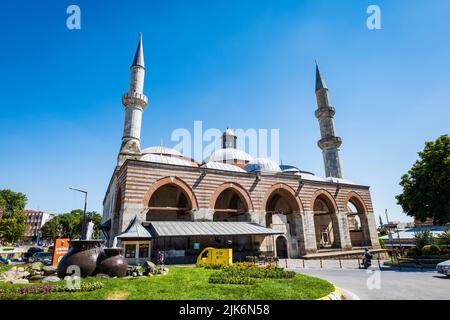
[69,187,88,240]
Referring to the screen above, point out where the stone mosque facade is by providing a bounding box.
[101,34,380,262]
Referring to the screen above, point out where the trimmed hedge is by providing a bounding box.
[209,273,256,285]
[422,245,441,256]
[207,263,295,285]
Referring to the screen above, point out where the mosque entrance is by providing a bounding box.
[275,236,288,259]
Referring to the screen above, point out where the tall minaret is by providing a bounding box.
[118,33,148,166]
[314,62,343,178]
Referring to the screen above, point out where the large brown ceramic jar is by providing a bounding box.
[57,240,105,278]
[96,248,128,277]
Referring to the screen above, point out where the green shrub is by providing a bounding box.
[199,264,227,270]
[208,272,256,285]
[415,230,434,248]
[438,230,450,246]
[231,262,257,269]
[208,264,295,286]
[422,244,440,256]
[406,247,421,257]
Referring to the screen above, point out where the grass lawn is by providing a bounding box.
[0,264,10,274]
[0,266,334,300]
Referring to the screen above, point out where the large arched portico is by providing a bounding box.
[345,192,372,247]
[311,190,342,250]
[210,183,253,222]
[263,184,303,258]
[144,177,198,221]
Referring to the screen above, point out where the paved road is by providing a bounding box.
[290,267,450,300]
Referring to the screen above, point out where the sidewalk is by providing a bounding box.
[281,258,388,270]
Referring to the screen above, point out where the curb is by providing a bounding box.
[317,286,343,300]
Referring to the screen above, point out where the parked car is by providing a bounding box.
[0,256,9,265]
[24,247,43,262]
[436,260,450,277]
[30,252,53,265]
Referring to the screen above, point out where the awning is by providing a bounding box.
[99,219,111,230]
[118,216,152,240]
[144,221,283,238]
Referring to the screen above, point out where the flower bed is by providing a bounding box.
[0,282,104,295]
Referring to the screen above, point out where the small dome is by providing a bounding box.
[280,164,301,173]
[244,158,281,173]
[141,146,183,157]
[325,177,355,185]
[140,154,195,167]
[204,148,253,163]
[299,172,326,182]
[201,162,247,173]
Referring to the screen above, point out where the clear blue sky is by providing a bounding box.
[0,1,449,224]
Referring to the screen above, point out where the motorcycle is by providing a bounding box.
[361,258,372,269]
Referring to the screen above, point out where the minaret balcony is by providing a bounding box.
[122,92,148,108]
[318,136,342,149]
[315,106,335,119]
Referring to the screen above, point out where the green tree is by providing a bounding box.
[0,189,28,242]
[41,209,102,240]
[414,230,434,249]
[396,135,450,225]
[437,230,450,246]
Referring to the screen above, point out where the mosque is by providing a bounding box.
[101,34,380,264]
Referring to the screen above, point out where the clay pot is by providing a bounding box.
[96,248,128,277]
[57,240,105,278]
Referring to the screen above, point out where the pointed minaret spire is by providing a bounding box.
[315,61,327,92]
[314,63,343,178]
[132,32,145,69]
[118,33,149,166]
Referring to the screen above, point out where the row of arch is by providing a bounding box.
[143,177,367,212]
[139,176,368,214]
[113,177,372,251]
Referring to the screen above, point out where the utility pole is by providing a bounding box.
[385,209,393,242]
[69,187,88,240]
[385,209,395,262]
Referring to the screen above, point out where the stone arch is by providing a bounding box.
[344,191,367,214]
[345,191,372,247]
[208,182,253,211]
[262,183,303,213]
[275,235,289,259]
[143,176,198,210]
[263,184,304,258]
[309,189,338,213]
[310,189,341,249]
